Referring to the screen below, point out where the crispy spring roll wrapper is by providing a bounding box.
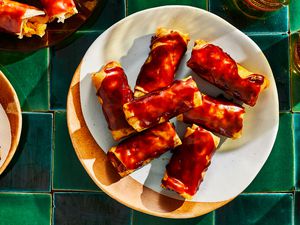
[161,124,220,199]
[40,0,77,22]
[124,76,202,132]
[107,122,182,177]
[134,28,190,97]
[0,0,47,38]
[91,61,135,141]
[187,40,269,106]
[178,94,245,139]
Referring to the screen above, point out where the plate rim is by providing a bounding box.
[0,70,22,175]
[68,5,279,218]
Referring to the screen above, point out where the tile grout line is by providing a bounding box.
[130,209,134,225]
[47,47,51,112]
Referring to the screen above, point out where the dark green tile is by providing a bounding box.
[290,0,300,33]
[132,211,213,225]
[54,192,132,225]
[296,192,300,225]
[80,0,125,31]
[0,193,51,225]
[291,33,300,112]
[295,113,300,190]
[53,111,98,191]
[50,32,101,109]
[215,193,293,225]
[0,113,52,192]
[209,0,288,33]
[245,113,293,192]
[128,0,207,15]
[0,49,49,111]
[249,34,290,111]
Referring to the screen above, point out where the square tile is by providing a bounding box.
[209,0,288,33]
[294,113,300,190]
[290,0,300,33]
[128,0,207,15]
[0,193,51,225]
[132,211,213,225]
[50,32,101,109]
[53,111,98,191]
[249,34,290,111]
[244,113,294,192]
[0,113,52,192]
[0,49,49,111]
[53,192,132,225]
[291,33,300,112]
[215,193,293,225]
[296,192,300,225]
[80,0,125,31]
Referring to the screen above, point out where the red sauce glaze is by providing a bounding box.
[182,95,245,138]
[109,122,178,171]
[126,77,200,130]
[40,0,76,17]
[97,66,134,132]
[162,126,216,197]
[0,1,33,33]
[135,31,187,94]
[187,44,265,106]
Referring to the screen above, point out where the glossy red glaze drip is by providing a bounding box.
[162,126,216,197]
[0,1,33,33]
[187,44,265,106]
[40,0,76,17]
[110,122,178,171]
[127,77,200,130]
[97,66,133,132]
[182,95,245,138]
[135,31,187,93]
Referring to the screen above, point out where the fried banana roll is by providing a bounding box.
[107,122,182,177]
[40,0,77,22]
[91,61,135,141]
[187,40,269,106]
[0,0,47,38]
[134,28,189,97]
[124,76,202,132]
[178,94,245,139]
[161,124,220,199]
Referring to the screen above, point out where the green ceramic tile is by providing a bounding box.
[128,0,207,15]
[50,32,101,109]
[244,113,294,192]
[132,211,213,225]
[0,113,52,192]
[295,113,300,190]
[291,33,300,112]
[0,49,49,111]
[54,192,132,225]
[53,111,98,191]
[296,192,300,225]
[290,0,300,33]
[249,34,290,111]
[80,0,125,31]
[209,0,288,33]
[215,193,293,225]
[0,193,51,225]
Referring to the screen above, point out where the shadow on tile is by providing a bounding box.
[54,192,132,225]
[0,113,52,192]
[215,194,293,225]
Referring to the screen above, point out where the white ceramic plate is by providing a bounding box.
[79,6,279,202]
[0,104,12,168]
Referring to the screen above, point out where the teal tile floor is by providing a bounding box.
[0,0,298,224]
